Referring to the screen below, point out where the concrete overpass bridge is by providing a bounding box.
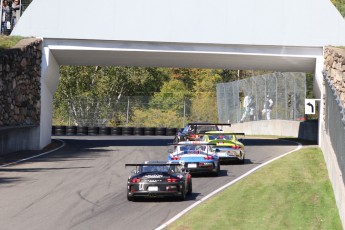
[7,0,345,227]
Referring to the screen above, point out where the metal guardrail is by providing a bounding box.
[324,73,345,185]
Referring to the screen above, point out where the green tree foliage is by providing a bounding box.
[53,66,102,126]
[129,69,224,127]
[129,109,181,127]
[168,68,195,90]
[189,70,222,122]
[218,69,239,82]
[331,0,345,17]
[149,79,189,113]
[53,66,168,126]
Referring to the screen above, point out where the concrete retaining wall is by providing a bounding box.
[227,120,318,141]
[320,127,345,229]
[0,126,40,154]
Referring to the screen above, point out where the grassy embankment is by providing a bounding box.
[168,146,342,230]
[0,35,23,51]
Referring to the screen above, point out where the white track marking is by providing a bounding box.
[0,139,65,167]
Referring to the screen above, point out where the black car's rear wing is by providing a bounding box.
[125,163,182,167]
[204,132,245,136]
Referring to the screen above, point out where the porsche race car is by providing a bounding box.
[168,141,220,176]
[202,131,245,164]
[174,122,231,143]
[126,161,192,201]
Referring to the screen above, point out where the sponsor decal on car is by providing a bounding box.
[144,175,164,178]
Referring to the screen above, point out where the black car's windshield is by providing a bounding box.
[197,125,219,133]
[182,124,220,134]
[139,165,181,173]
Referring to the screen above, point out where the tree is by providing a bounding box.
[53,66,169,126]
[129,109,182,127]
[189,70,222,122]
[53,66,103,126]
[149,79,189,114]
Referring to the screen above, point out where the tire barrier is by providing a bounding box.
[99,127,111,135]
[133,127,144,135]
[87,127,99,136]
[144,127,155,135]
[52,126,180,136]
[111,127,122,135]
[155,127,166,136]
[166,127,178,136]
[122,127,134,135]
[54,126,66,135]
[77,126,88,135]
[66,126,77,135]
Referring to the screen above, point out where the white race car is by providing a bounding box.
[168,141,220,176]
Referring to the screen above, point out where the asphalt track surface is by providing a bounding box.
[0,136,299,230]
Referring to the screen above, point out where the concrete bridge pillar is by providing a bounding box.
[314,56,325,146]
[39,45,60,149]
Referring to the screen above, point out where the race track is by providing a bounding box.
[0,136,299,230]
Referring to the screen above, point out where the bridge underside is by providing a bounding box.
[46,39,321,72]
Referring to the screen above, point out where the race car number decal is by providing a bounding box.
[139,183,145,191]
[188,163,197,168]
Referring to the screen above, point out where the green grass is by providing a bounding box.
[0,35,23,51]
[167,147,342,230]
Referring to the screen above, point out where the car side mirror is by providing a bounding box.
[131,169,138,174]
[215,148,220,152]
[168,149,173,153]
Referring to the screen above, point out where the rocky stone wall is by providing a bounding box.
[322,47,345,230]
[0,38,42,127]
[324,47,345,107]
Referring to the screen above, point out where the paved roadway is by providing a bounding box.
[0,136,299,230]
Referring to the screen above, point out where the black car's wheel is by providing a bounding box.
[179,186,186,201]
[187,179,192,195]
[127,193,134,201]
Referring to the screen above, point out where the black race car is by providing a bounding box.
[126,161,192,201]
[174,122,231,143]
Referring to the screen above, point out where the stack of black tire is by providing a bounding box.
[52,126,179,136]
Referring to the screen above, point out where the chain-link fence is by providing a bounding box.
[56,95,199,128]
[324,74,345,185]
[216,72,306,123]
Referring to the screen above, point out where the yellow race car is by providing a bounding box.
[202,131,245,164]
